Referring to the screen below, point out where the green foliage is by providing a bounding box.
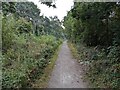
[2,2,16,16]
[2,2,63,37]
[70,43,120,88]
[64,2,120,88]
[2,16,62,87]
[64,2,119,46]
[16,17,32,34]
[107,46,120,64]
[2,14,16,52]
[2,33,62,88]
[2,2,63,88]
[15,2,40,21]
[41,16,64,39]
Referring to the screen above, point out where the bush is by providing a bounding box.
[2,15,62,88]
[2,15,16,53]
[71,43,120,88]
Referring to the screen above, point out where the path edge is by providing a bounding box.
[32,43,63,88]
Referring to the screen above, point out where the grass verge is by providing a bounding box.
[68,42,91,87]
[32,44,62,88]
[68,42,120,88]
[67,42,79,59]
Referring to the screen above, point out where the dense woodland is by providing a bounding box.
[1,1,120,89]
[2,2,63,88]
[64,2,120,88]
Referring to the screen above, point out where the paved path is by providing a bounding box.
[48,41,87,88]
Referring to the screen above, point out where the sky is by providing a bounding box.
[28,0,74,21]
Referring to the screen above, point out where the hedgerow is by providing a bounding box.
[70,43,120,88]
[2,14,62,88]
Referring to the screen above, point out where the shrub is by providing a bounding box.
[71,43,120,88]
[2,15,62,88]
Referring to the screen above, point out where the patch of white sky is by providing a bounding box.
[28,0,74,21]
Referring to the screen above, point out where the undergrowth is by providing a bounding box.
[2,14,62,88]
[32,44,62,88]
[68,42,120,88]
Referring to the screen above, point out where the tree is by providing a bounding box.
[15,2,40,34]
[2,2,16,16]
[64,2,119,46]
